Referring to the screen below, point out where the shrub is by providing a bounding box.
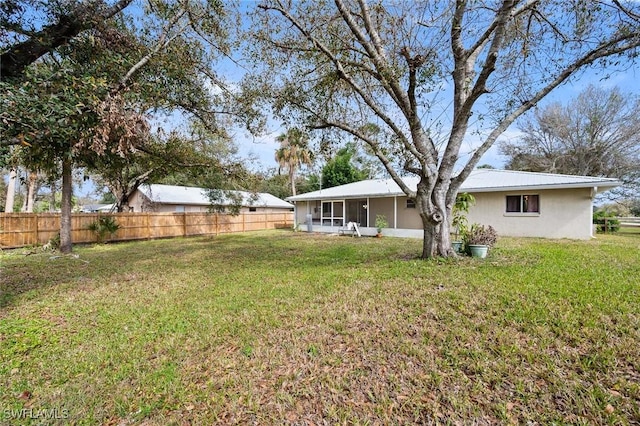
[452,193,475,241]
[593,211,620,233]
[87,216,121,243]
[463,224,498,248]
[375,214,388,233]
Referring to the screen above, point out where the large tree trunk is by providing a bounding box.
[4,168,17,212]
[416,180,456,259]
[24,171,37,212]
[419,211,455,258]
[60,157,73,253]
[50,181,57,212]
[290,169,297,196]
[117,193,129,212]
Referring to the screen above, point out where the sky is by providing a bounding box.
[235,63,640,173]
[223,2,640,175]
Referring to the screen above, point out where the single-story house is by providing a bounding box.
[129,184,294,213]
[286,169,620,240]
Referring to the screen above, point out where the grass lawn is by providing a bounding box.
[1,230,639,425]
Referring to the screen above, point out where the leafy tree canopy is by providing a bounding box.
[321,144,368,189]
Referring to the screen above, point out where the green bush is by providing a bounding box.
[375,214,388,233]
[593,211,620,233]
[87,216,121,243]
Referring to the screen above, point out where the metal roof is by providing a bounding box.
[139,184,294,209]
[286,169,621,201]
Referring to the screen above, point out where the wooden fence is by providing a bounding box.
[0,211,294,249]
[601,216,640,233]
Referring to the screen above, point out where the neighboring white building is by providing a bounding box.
[129,184,294,213]
[286,169,620,240]
[80,204,115,213]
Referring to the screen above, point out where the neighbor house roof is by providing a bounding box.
[139,184,293,209]
[81,203,114,213]
[286,169,621,201]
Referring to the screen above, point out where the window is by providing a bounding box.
[506,195,539,213]
[249,207,257,212]
[406,199,416,209]
[175,205,185,212]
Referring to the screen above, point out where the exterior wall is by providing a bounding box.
[128,191,146,212]
[396,196,423,229]
[295,187,594,240]
[147,205,290,214]
[146,204,208,213]
[467,188,593,239]
[129,191,292,214]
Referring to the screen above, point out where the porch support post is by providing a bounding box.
[367,197,370,228]
[590,186,597,238]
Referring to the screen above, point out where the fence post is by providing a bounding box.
[242,212,245,232]
[33,213,39,245]
[183,212,187,237]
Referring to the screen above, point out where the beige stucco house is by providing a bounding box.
[129,184,294,213]
[286,169,620,240]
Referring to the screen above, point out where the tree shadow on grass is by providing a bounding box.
[0,237,217,309]
[0,232,388,309]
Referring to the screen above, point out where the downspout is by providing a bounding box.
[590,186,597,238]
[393,196,397,229]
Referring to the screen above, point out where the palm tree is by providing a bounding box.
[274,128,313,196]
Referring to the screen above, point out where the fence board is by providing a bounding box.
[0,211,294,249]
[601,216,640,233]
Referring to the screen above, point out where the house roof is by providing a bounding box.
[286,169,621,201]
[80,204,114,213]
[139,184,294,209]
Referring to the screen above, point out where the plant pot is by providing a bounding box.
[451,241,463,253]
[376,233,382,238]
[468,244,489,258]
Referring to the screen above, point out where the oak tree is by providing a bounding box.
[1,0,241,252]
[251,0,640,258]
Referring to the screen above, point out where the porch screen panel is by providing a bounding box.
[334,202,344,219]
[322,202,331,225]
[321,201,345,226]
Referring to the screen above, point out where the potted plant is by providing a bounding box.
[463,223,497,258]
[375,214,388,237]
[451,193,475,252]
